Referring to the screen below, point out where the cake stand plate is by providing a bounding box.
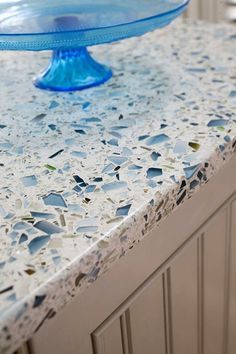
[0,0,190,91]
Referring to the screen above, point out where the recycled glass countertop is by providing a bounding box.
[0,20,236,353]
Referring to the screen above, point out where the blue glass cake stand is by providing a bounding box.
[0,0,190,91]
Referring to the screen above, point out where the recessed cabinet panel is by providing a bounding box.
[228,199,236,354]
[203,209,227,354]
[170,240,198,354]
[93,318,124,354]
[102,320,123,354]
[128,276,165,354]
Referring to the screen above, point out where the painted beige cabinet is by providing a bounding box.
[18,156,236,354]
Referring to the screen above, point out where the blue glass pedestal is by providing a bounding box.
[33,47,112,91]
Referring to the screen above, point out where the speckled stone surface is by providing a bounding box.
[0,19,236,353]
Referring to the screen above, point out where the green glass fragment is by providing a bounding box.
[45,164,57,171]
[188,142,200,151]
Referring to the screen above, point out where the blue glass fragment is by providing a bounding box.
[65,138,76,146]
[111,125,128,130]
[19,233,28,244]
[33,295,46,308]
[31,211,55,219]
[8,231,18,239]
[85,185,96,193]
[28,235,50,254]
[14,146,24,155]
[76,226,98,233]
[128,164,142,170]
[81,117,101,123]
[73,185,83,193]
[116,204,131,216]
[102,163,115,173]
[49,101,59,109]
[190,180,199,189]
[93,177,103,182]
[71,151,87,158]
[207,119,228,127]
[146,134,170,146]
[108,156,128,165]
[151,152,161,161]
[224,135,231,142]
[4,212,15,220]
[229,91,236,98]
[73,175,85,183]
[0,142,13,149]
[219,145,225,152]
[48,124,57,131]
[82,102,90,110]
[68,204,84,213]
[170,175,179,183]
[173,141,188,154]
[63,163,71,172]
[43,193,67,208]
[0,262,6,269]
[107,138,119,146]
[148,180,157,188]
[52,256,61,265]
[75,129,86,135]
[15,303,28,320]
[71,123,91,130]
[184,164,200,179]
[147,168,163,178]
[0,205,7,217]
[138,135,149,141]
[13,222,30,230]
[6,293,16,302]
[31,113,46,122]
[160,124,168,129]
[122,147,133,156]
[21,175,38,187]
[34,221,63,234]
[109,131,122,139]
[102,181,127,192]
[187,68,206,73]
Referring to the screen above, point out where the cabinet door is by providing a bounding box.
[127,277,165,354]
[30,194,236,354]
[169,198,236,354]
[92,275,165,354]
[92,202,233,354]
[201,208,228,354]
[93,318,124,354]
[170,240,199,354]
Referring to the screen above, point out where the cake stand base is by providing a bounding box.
[33,47,112,92]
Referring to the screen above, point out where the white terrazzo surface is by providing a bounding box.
[0,20,236,353]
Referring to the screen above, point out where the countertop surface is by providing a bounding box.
[1,20,236,353]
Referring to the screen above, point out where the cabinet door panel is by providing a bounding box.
[128,276,165,354]
[170,240,198,354]
[203,209,227,354]
[93,318,124,354]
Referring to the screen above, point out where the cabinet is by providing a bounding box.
[19,157,236,354]
[91,203,236,354]
[185,0,225,22]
